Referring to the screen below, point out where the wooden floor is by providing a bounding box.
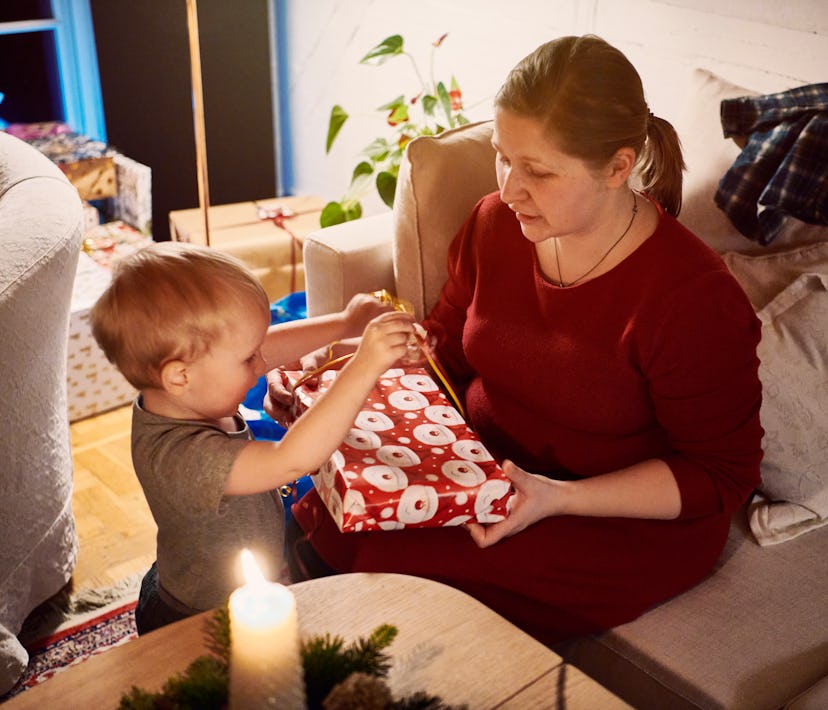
[70,404,156,591]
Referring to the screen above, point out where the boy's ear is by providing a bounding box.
[160,359,189,394]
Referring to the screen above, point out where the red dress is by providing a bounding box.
[294,192,763,644]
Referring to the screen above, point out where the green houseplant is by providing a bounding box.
[321,33,469,228]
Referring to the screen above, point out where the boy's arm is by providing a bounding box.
[261,293,391,367]
[225,311,413,495]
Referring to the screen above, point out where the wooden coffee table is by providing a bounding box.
[6,573,630,708]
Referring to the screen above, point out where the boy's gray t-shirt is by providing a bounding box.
[131,398,285,611]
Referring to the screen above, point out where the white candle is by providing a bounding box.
[229,549,306,709]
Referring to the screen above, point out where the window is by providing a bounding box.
[0,0,105,139]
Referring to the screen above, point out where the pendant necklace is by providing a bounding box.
[554,192,638,288]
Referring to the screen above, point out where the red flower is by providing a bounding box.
[449,89,463,111]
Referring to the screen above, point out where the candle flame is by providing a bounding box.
[240,548,267,586]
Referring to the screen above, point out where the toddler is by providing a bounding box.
[91,241,413,633]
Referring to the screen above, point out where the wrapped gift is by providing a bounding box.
[28,131,117,200]
[68,254,137,421]
[286,366,512,532]
[81,220,153,270]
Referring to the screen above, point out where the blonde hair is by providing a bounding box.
[495,35,685,215]
[91,242,270,390]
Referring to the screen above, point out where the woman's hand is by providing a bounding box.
[466,460,562,548]
[263,341,357,426]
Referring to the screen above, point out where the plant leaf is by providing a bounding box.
[363,138,391,162]
[360,35,403,64]
[320,201,346,228]
[436,81,453,126]
[343,201,363,221]
[376,171,397,208]
[377,95,406,112]
[326,105,349,153]
[422,94,438,116]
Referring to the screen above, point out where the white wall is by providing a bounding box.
[282,0,828,211]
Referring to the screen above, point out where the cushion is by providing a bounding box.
[675,69,828,254]
[724,243,828,544]
[749,271,828,544]
[393,120,497,319]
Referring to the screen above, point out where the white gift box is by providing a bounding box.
[67,253,136,421]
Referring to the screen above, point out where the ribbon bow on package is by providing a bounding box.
[284,295,512,532]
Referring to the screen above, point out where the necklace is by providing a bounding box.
[554,192,638,288]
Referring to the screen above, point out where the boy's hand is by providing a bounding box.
[342,293,395,338]
[352,311,415,375]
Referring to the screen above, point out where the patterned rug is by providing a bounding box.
[1,575,141,701]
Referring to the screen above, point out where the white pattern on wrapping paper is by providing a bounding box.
[412,423,457,446]
[387,389,429,410]
[441,460,486,487]
[399,373,440,392]
[397,484,439,524]
[320,450,344,489]
[355,410,395,431]
[452,439,495,462]
[376,445,421,467]
[475,478,512,522]
[424,405,465,426]
[344,428,382,450]
[362,465,409,492]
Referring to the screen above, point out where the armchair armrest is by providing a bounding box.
[302,212,395,316]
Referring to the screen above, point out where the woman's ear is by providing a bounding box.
[160,359,189,394]
[606,147,636,187]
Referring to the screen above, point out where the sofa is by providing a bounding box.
[300,68,828,709]
[0,132,82,693]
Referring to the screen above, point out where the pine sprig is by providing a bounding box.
[117,617,460,710]
[301,624,397,709]
[203,604,231,666]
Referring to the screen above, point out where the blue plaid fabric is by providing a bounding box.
[714,83,828,245]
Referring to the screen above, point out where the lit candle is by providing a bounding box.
[229,549,306,709]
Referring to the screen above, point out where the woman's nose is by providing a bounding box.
[498,167,523,203]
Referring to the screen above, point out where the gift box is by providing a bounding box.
[67,254,137,421]
[81,220,153,270]
[168,195,324,301]
[287,367,512,532]
[27,131,117,200]
[105,153,152,234]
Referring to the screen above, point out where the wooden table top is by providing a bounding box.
[6,572,630,709]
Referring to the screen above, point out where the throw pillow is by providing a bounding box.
[747,271,828,545]
[394,120,497,319]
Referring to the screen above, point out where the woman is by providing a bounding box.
[273,35,763,645]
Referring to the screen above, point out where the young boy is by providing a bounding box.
[90,242,413,634]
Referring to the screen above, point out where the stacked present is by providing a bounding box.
[67,254,138,421]
[12,122,118,201]
[287,366,512,532]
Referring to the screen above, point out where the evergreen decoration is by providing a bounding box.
[117,606,466,709]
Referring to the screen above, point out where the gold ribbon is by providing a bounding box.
[290,290,466,418]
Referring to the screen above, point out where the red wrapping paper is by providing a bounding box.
[286,367,511,532]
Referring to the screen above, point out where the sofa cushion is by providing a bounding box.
[393,120,497,319]
[560,511,828,710]
[721,242,828,544]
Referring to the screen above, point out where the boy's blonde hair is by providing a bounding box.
[91,242,270,390]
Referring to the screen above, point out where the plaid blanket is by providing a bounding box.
[714,83,828,245]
